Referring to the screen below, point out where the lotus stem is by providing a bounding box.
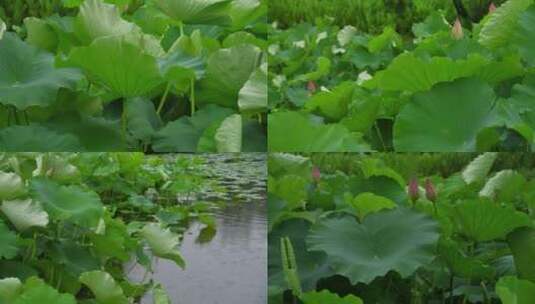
[121,103,128,144]
[190,79,196,115]
[179,21,185,37]
[157,82,171,116]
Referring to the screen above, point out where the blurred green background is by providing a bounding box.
[269,0,507,33]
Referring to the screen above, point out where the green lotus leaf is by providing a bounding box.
[0,171,25,200]
[0,125,83,152]
[159,50,205,91]
[462,153,498,184]
[67,35,163,97]
[0,199,48,231]
[496,276,535,304]
[229,0,266,30]
[23,17,58,52]
[507,227,535,282]
[394,78,495,152]
[479,0,533,49]
[270,174,308,210]
[197,44,260,109]
[307,208,439,284]
[479,170,526,201]
[141,223,185,269]
[412,11,450,38]
[125,97,162,143]
[12,277,76,304]
[516,6,535,66]
[33,154,81,184]
[50,243,100,277]
[152,105,233,152]
[367,53,486,93]
[79,271,128,304]
[0,33,82,110]
[0,277,22,304]
[153,284,171,304]
[508,75,535,114]
[30,178,104,229]
[304,82,355,121]
[238,64,267,115]
[90,215,133,262]
[300,290,363,304]
[439,238,495,280]
[350,192,396,221]
[358,158,405,187]
[215,114,242,152]
[154,0,232,25]
[452,200,531,242]
[268,111,370,152]
[292,57,331,84]
[0,219,19,259]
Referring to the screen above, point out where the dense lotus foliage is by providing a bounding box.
[268,0,535,152]
[0,0,267,152]
[268,153,535,303]
[0,152,221,303]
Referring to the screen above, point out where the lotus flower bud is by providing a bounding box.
[408,178,419,202]
[452,18,464,40]
[489,2,497,14]
[425,178,437,203]
[307,80,317,93]
[312,166,321,183]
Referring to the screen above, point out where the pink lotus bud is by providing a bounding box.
[489,2,497,14]
[312,166,321,183]
[408,178,419,202]
[452,18,464,40]
[425,178,437,203]
[307,81,317,93]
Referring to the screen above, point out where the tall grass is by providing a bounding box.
[269,0,506,33]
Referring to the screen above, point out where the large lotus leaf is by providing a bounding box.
[496,276,535,304]
[0,219,19,259]
[268,111,370,152]
[23,17,58,52]
[439,238,495,280]
[452,200,531,242]
[300,290,363,304]
[214,114,242,152]
[90,215,133,261]
[0,33,81,110]
[237,64,267,115]
[367,53,486,93]
[462,153,498,184]
[0,277,22,304]
[125,97,162,143]
[508,75,535,114]
[79,271,128,304]
[197,44,260,108]
[307,208,439,284]
[358,158,405,187]
[159,50,205,91]
[154,0,233,25]
[479,0,533,49]
[67,35,163,97]
[507,227,535,282]
[394,78,495,152]
[152,105,233,152]
[141,223,185,269]
[479,170,526,201]
[0,125,83,152]
[50,243,100,277]
[30,178,103,229]
[0,199,48,231]
[12,277,76,304]
[0,171,25,200]
[270,174,308,210]
[304,81,355,121]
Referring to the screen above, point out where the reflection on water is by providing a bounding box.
[133,153,267,304]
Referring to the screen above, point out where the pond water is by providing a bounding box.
[132,153,267,304]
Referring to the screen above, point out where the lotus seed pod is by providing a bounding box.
[489,2,497,14]
[425,179,437,203]
[312,166,321,183]
[452,18,464,40]
[408,178,419,202]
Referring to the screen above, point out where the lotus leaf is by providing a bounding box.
[0,125,83,152]
[307,207,439,284]
[153,0,233,25]
[141,223,185,269]
[394,78,495,152]
[496,276,535,304]
[300,290,363,304]
[462,152,498,184]
[0,33,81,110]
[0,219,18,259]
[0,171,25,200]
[0,199,48,231]
[507,227,535,282]
[12,277,76,304]
[30,178,104,229]
[79,271,128,304]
